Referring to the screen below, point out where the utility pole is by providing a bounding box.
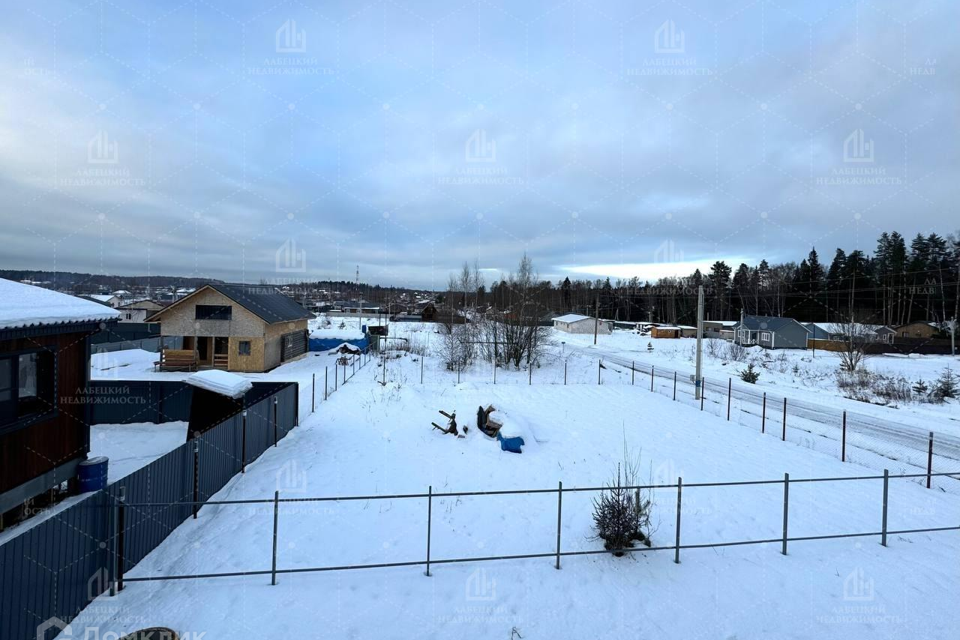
[952,316,956,357]
[593,297,599,345]
[695,285,704,400]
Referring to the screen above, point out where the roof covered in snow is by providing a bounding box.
[553,314,593,323]
[0,278,120,331]
[185,370,253,399]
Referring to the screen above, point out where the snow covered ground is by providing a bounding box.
[67,348,960,640]
[89,422,188,482]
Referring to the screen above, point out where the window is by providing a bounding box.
[760,332,771,342]
[125,313,133,320]
[196,304,232,320]
[0,350,55,428]
[238,341,251,356]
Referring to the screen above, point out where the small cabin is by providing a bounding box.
[0,278,119,526]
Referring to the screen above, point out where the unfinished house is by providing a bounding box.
[146,283,314,372]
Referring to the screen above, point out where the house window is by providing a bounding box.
[125,313,133,320]
[760,332,771,342]
[0,351,55,429]
[238,341,251,356]
[196,305,232,321]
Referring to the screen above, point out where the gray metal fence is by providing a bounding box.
[0,382,298,640]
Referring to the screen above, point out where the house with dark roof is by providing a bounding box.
[735,315,810,349]
[146,283,314,372]
[0,278,119,522]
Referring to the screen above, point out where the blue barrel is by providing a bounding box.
[77,457,109,492]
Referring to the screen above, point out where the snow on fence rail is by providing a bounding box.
[104,470,960,588]
[408,355,960,493]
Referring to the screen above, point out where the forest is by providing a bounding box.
[475,231,960,328]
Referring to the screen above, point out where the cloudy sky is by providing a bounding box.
[0,0,956,289]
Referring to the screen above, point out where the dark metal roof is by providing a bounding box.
[207,283,314,324]
[738,315,808,332]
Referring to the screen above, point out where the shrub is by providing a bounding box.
[739,363,761,383]
[933,368,958,402]
[913,379,929,397]
[725,342,747,362]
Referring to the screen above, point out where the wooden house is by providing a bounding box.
[146,283,314,373]
[0,278,119,523]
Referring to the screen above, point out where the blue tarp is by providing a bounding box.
[497,432,524,454]
[309,336,369,352]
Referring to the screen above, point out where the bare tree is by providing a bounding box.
[829,318,874,372]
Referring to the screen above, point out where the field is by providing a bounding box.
[68,329,960,640]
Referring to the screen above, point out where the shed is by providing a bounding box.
[553,314,612,335]
[0,278,119,519]
[651,325,681,338]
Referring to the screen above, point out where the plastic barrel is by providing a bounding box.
[77,456,109,492]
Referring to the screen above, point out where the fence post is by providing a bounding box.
[727,378,732,421]
[926,432,934,489]
[117,487,126,592]
[425,486,433,577]
[555,481,563,570]
[598,359,601,385]
[325,366,328,400]
[674,477,682,564]
[493,358,497,384]
[781,473,789,556]
[273,397,279,447]
[335,365,338,391]
[457,361,461,385]
[841,412,847,462]
[528,363,532,386]
[651,366,655,392]
[700,378,705,411]
[673,371,677,401]
[781,398,787,441]
[192,440,200,519]
[421,355,424,384]
[631,362,635,386]
[271,490,280,585]
[881,469,889,547]
[761,393,766,434]
[312,373,315,413]
[564,360,567,386]
[241,410,247,473]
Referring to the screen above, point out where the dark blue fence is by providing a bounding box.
[0,381,299,640]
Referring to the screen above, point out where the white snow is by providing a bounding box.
[89,421,189,481]
[65,342,960,640]
[185,370,253,398]
[0,278,120,329]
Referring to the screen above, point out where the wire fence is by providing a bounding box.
[107,469,960,590]
[393,351,960,494]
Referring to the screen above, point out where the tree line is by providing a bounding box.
[446,230,960,328]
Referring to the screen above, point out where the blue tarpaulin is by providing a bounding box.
[309,336,369,352]
[497,432,524,454]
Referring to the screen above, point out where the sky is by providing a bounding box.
[0,0,956,289]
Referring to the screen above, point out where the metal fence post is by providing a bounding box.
[598,359,601,385]
[700,378,705,411]
[673,371,677,401]
[555,481,563,570]
[528,364,532,386]
[271,490,280,585]
[273,397,279,447]
[421,355,424,384]
[312,373,315,412]
[727,378,732,421]
[325,366,328,400]
[192,440,200,519]
[117,487,126,592]
[781,473,789,556]
[651,366,655,392]
[631,362,635,386]
[241,410,248,473]
[781,398,787,441]
[564,360,567,385]
[425,486,433,577]
[761,393,766,434]
[674,477,682,564]
[926,432,934,489]
[881,469,889,547]
[335,365,338,391]
[842,412,847,462]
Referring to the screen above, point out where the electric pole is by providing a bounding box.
[695,285,704,400]
[594,297,599,345]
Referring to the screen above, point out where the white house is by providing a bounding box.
[117,299,164,322]
[553,314,612,335]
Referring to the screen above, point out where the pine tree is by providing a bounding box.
[933,368,958,401]
[912,379,928,396]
